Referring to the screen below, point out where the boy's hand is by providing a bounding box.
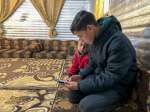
[70,75,82,82]
[63,75,69,81]
[65,81,79,90]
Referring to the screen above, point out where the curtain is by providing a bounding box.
[94,0,104,20]
[0,0,23,36]
[31,0,64,37]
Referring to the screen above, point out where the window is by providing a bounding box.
[56,0,94,40]
[4,0,93,40]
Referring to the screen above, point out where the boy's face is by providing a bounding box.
[77,40,86,54]
[74,25,96,45]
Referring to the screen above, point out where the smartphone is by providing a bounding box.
[58,80,67,84]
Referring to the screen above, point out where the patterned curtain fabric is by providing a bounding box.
[0,0,23,36]
[31,0,64,38]
[94,0,104,20]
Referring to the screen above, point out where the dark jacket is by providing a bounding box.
[78,16,138,98]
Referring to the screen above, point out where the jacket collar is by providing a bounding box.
[93,16,122,46]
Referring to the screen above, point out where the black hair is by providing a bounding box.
[70,10,97,33]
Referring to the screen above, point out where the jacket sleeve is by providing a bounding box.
[78,40,133,94]
[82,55,89,68]
[78,55,96,78]
[68,51,80,76]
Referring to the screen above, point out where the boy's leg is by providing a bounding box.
[68,90,86,104]
[79,90,123,112]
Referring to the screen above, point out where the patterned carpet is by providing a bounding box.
[0,58,65,112]
[51,58,79,112]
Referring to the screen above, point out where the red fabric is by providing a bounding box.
[68,50,89,76]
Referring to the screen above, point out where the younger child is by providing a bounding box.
[67,39,89,77]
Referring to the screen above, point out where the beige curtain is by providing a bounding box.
[94,0,104,20]
[31,0,64,37]
[0,0,23,36]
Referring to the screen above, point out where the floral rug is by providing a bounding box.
[0,58,65,112]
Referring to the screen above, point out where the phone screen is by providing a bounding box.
[58,80,67,84]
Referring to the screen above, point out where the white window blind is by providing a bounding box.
[56,0,93,40]
[4,0,93,40]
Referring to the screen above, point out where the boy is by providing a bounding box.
[65,10,137,112]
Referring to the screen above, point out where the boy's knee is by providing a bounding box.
[79,97,95,112]
[68,90,84,104]
[79,95,121,112]
[79,95,112,112]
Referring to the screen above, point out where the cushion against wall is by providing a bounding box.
[0,49,10,57]
[29,40,43,52]
[22,40,30,50]
[135,40,150,112]
[0,38,78,59]
[43,40,51,51]
[59,41,69,52]
[33,50,48,59]
[12,39,24,50]
[32,40,78,59]
[3,39,12,49]
[52,40,61,51]
[13,50,27,58]
[2,49,17,58]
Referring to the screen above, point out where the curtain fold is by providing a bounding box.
[0,0,23,36]
[31,0,64,37]
[94,0,104,20]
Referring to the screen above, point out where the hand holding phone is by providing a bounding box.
[53,76,69,84]
[58,80,68,84]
